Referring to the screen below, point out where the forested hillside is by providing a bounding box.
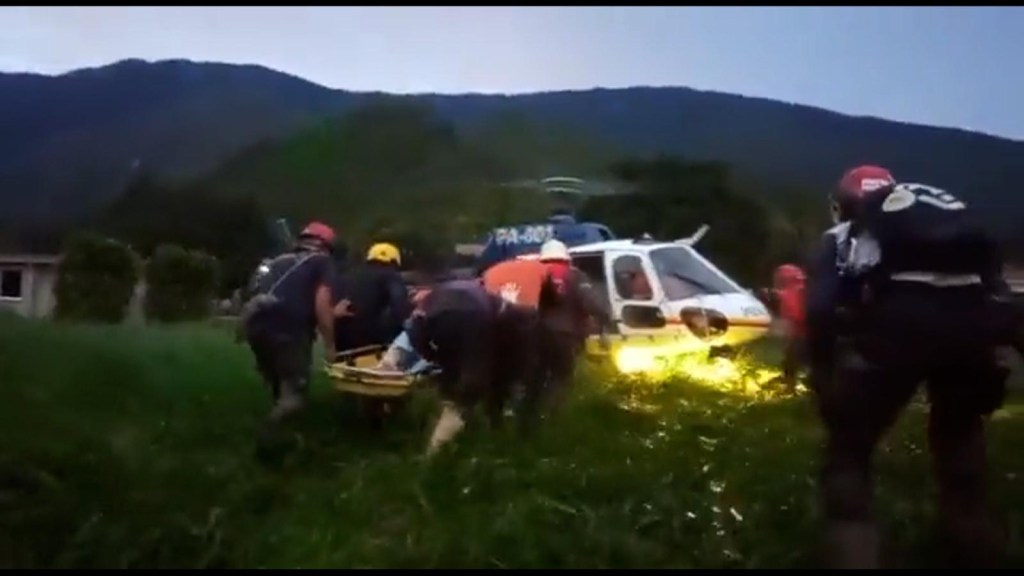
[95,100,820,292]
[3,59,1023,246]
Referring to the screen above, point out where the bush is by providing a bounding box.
[144,244,220,323]
[54,234,140,323]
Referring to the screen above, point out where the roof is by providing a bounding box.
[0,253,61,266]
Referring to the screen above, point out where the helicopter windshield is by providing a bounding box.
[649,246,742,299]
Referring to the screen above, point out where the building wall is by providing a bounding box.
[0,260,148,321]
[1005,266,1024,293]
[0,262,58,319]
[0,263,30,317]
[29,265,57,318]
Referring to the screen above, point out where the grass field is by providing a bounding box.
[0,313,1021,568]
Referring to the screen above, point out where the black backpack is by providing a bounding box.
[236,251,317,339]
[860,183,994,277]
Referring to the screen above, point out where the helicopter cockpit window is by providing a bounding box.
[649,246,741,300]
[612,254,654,301]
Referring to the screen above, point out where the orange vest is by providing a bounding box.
[482,259,548,309]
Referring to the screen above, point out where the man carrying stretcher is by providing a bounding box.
[351,240,610,453]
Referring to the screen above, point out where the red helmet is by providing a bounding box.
[299,221,336,246]
[831,165,895,223]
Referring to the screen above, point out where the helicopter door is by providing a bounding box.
[604,251,667,335]
[569,251,613,334]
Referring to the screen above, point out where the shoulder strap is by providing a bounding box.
[265,252,318,297]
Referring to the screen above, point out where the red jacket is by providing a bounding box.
[773,264,806,339]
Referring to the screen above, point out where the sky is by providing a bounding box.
[2,6,1023,140]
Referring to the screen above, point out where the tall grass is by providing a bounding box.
[0,315,1021,568]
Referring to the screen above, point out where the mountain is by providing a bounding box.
[2,58,1023,241]
[425,89,1024,236]
[0,59,377,226]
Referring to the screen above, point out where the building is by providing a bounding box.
[0,254,61,318]
[0,253,147,321]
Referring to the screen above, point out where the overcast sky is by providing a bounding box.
[3,6,1022,140]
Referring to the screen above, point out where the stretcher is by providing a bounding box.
[326,344,438,398]
[325,334,620,397]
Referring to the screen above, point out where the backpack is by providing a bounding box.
[859,183,993,278]
[236,251,317,340]
[482,259,548,308]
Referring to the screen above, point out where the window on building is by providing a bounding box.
[1,268,23,300]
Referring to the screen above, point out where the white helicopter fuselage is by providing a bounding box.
[522,235,772,352]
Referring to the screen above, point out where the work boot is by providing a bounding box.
[269,380,307,423]
[426,401,465,456]
[824,520,880,569]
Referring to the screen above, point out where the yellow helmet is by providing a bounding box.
[366,242,401,265]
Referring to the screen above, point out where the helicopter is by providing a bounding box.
[515,225,772,373]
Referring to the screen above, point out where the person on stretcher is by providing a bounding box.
[350,281,440,376]
[374,321,436,375]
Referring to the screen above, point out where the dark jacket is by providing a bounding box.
[340,261,411,346]
[420,279,497,319]
[539,265,612,339]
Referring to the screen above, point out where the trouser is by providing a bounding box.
[409,309,495,408]
[813,286,1009,568]
[533,325,581,413]
[408,308,495,454]
[409,305,540,453]
[494,306,543,433]
[246,330,313,423]
[781,334,806,385]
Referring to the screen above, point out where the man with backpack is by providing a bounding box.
[805,166,1013,568]
[240,221,338,423]
[532,239,613,412]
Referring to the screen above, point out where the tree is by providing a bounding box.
[97,174,274,297]
[144,244,220,323]
[581,156,773,285]
[54,233,139,323]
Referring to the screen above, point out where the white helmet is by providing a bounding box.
[539,239,570,262]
